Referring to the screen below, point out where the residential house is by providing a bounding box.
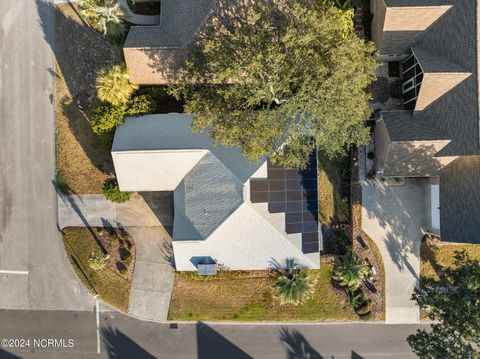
[123,0,215,85]
[115,1,323,270]
[112,114,322,270]
[371,0,480,243]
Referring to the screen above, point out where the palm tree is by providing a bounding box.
[273,258,316,305]
[332,250,370,292]
[79,0,126,37]
[96,65,139,106]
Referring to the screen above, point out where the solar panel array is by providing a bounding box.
[250,151,320,253]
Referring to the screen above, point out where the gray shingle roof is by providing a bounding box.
[123,0,215,83]
[376,0,480,243]
[124,0,215,49]
[411,47,468,73]
[173,152,244,240]
[382,141,449,177]
[382,111,447,141]
[440,156,480,244]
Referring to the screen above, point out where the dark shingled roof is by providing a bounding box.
[375,0,480,243]
[440,156,480,243]
[382,111,447,141]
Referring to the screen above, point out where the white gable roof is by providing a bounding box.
[112,150,207,191]
[112,114,262,187]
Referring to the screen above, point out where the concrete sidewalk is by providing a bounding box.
[58,192,173,229]
[362,178,428,324]
[127,227,175,322]
[58,193,175,321]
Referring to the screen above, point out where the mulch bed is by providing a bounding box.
[94,226,136,281]
[349,145,386,320]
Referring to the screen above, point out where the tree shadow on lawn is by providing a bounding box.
[36,0,121,173]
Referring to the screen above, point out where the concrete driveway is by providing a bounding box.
[362,178,429,324]
[127,227,175,322]
[58,192,174,229]
[0,0,93,310]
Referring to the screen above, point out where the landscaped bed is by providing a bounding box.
[55,3,122,194]
[168,262,357,322]
[62,227,135,312]
[54,4,184,194]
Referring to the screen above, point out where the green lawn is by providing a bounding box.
[168,262,357,322]
[421,240,480,281]
[317,152,349,225]
[62,227,133,312]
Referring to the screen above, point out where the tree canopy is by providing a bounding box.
[170,0,378,168]
[408,251,480,358]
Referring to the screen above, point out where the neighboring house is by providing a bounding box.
[371,0,480,243]
[123,0,215,84]
[111,114,321,270]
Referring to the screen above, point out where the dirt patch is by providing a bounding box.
[55,3,122,193]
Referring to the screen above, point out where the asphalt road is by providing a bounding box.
[0,0,93,310]
[0,310,426,359]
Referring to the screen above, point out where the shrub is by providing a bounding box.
[332,250,370,293]
[119,247,132,261]
[91,103,126,134]
[116,261,128,275]
[122,251,132,267]
[355,300,371,316]
[88,252,109,270]
[79,0,126,37]
[126,94,156,116]
[96,65,139,106]
[273,259,316,305]
[102,179,131,203]
[56,170,70,194]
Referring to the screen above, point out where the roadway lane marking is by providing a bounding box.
[95,298,101,354]
[0,270,28,275]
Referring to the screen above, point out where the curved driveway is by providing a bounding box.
[0,0,93,310]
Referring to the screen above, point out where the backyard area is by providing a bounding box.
[168,261,357,322]
[62,227,135,312]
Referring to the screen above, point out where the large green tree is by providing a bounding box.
[170,0,378,168]
[408,251,480,358]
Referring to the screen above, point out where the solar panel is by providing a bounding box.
[250,151,321,254]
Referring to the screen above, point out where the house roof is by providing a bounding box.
[381,140,450,177]
[111,114,266,242]
[112,114,261,185]
[173,152,244,240]
[440,156,480,244]
[374,0,480,242]
[123,0,215,84]
[382,111,447,141]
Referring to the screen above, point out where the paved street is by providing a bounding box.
[0,0,92,310]
[0,310,426,358]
